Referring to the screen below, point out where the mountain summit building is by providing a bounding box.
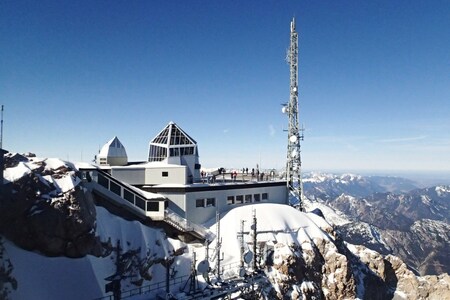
[90,122,288,225]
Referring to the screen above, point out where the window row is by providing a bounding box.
[97,172,167,212]
[169,146,195,157]
[148,145,167,162]
[196,198,216,208]
[227,193,268,205]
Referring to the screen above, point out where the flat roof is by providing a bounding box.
[141,180,287,193]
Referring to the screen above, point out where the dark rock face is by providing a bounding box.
[0,154,101,257]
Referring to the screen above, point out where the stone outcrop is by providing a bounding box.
[0,153,101,257]
[267,221,449,299]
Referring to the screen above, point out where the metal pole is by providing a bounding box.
[252,210,257,271]
[240,220,245,268]
[1,105,4,149]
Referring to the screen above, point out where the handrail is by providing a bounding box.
[164,209,216,242]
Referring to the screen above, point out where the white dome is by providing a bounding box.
[97,136,128,166]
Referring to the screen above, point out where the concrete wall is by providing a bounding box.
[106,156,128,166]
[164,193,186,218]
[183,184,287,225]
[145,166,186,185]
[111,168,146,185]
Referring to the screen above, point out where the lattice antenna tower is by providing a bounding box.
[283,18,304,211]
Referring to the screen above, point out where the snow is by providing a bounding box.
[303,198,351,226]
[44,173,80,194]
[207,203,333,270]
[435,185,450,197]
[5,206,190,300]
[3,157,77,186]
[300,280,315,293]
[4,240,105,300]
[3,161,40,182]
[42,158,67,171]
[394,290,407,299]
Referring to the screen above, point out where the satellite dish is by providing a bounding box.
[197,260,209,274]
[239,267,246,277]
[244,250,253,264]
[250,224,256,230]
[281,106,288,114]
[289,135,298,143]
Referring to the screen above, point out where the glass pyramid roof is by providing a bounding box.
[150,122,196,146]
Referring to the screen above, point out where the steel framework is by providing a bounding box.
[284,18,304,211]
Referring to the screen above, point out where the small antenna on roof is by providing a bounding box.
[1,105,4,149]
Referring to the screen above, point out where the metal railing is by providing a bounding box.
[164,209,216,242]
[93,261,244,300]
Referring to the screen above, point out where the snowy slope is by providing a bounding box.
[4,206,190,300]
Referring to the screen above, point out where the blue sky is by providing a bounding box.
[1,1,449,173]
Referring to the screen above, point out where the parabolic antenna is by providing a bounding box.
[243,250,253,264]
[239,267,246,277]
[197,260,210,274]
[281,106,288,114]
[289,135,298,143]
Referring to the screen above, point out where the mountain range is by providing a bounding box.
[303,172,450,276]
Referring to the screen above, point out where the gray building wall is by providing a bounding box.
[183,184,287,225]
[145,166,186,185]
[111,168,146,185]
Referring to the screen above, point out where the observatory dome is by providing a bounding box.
[97,136,128,166]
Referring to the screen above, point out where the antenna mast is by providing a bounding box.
[0,105,3,149]
[283,18,304,211]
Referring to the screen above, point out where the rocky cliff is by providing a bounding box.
[0,152,100,257]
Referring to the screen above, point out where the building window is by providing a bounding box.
[254,194,261,202]
[110,181,121,196]
[196,199,204,208]
[146,202,159,212]
[148,145,167,162]
[206,198,215,207]
[245,194,252,203]
[227,196,235,205]
[98,173,109,189]
[124,189,134,204]
[262,193,268,201]
[136,197,146,210]
[162,171,169,177]
[169,148,180,157]
[236,195,244,204]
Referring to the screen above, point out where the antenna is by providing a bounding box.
[1,105,4,149]
[252,209,257,271]
[282,17,304,211]
[214,210,223,280]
